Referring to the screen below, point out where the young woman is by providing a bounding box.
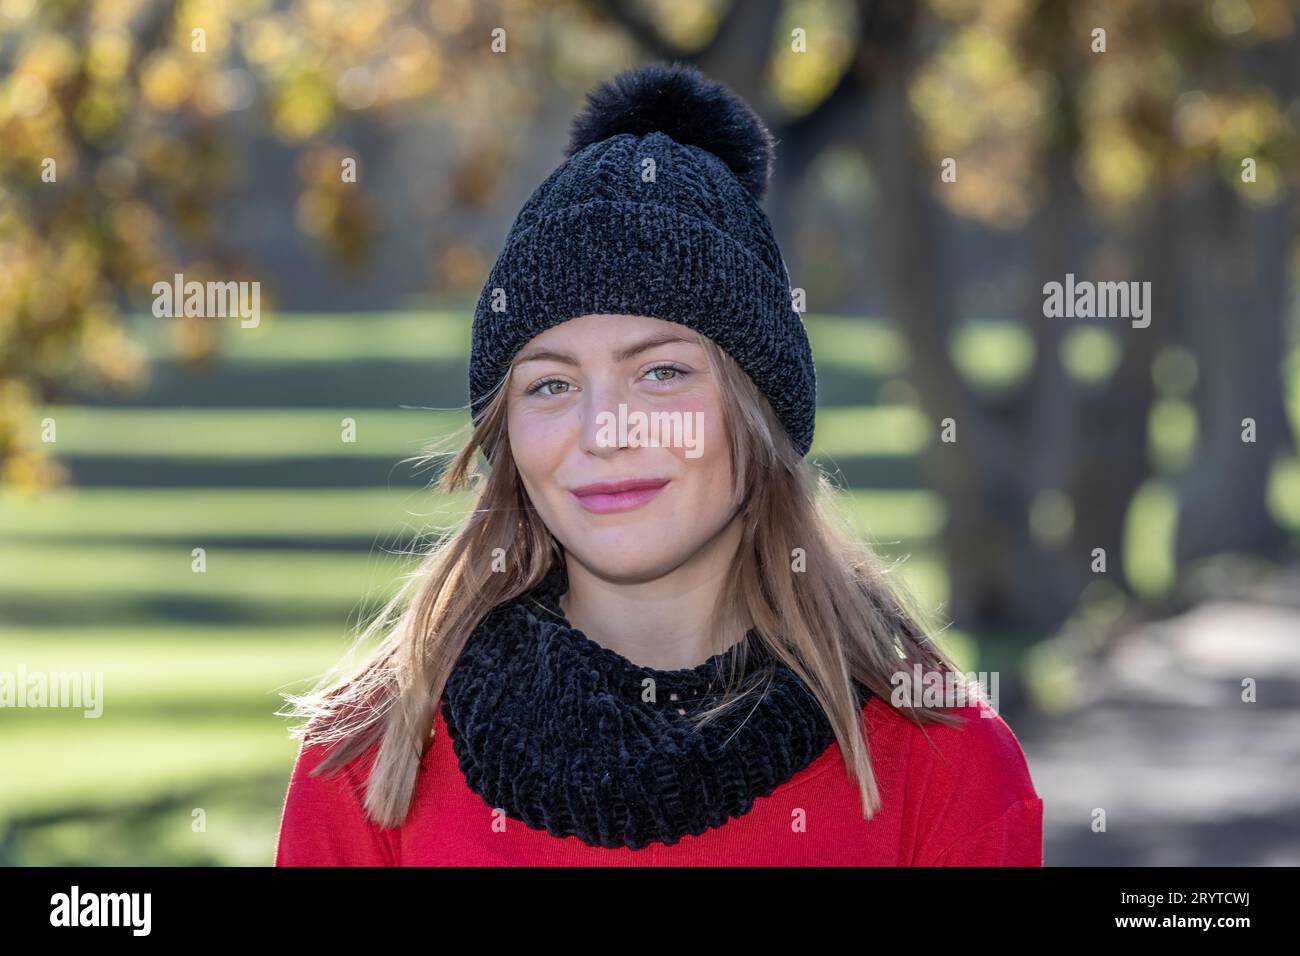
[275,61,1043,866]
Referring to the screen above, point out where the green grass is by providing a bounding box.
[0,717,303,820]
[0,630,362,715]
[812,405,930,457]
[802,316,909,375]
[0,542,415,602]
[29,407,473,458]
[8,785,289,866]
[0,625,374,827]
[0,487,477,539]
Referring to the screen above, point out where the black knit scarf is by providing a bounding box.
[438,562,872,850]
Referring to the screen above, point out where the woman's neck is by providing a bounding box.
[558,516,746,671]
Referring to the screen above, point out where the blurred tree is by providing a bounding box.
[898,0,1299,636]
[0,0,634,492]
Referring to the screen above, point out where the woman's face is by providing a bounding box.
[506,313,738,582]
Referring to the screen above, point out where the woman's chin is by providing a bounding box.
[567,548,682,584]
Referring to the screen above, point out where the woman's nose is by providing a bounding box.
[578,377,636,455]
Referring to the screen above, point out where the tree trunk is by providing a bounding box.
[1174,170,1295,567]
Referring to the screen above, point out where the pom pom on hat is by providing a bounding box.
[564,60,776,200]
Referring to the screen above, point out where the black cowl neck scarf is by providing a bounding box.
[439,562,873,850]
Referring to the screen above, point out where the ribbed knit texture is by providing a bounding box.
[467,66,817,458]
[436,562,870,850]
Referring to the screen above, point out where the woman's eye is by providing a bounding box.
[646,365,684,383]
[527,379,571,396]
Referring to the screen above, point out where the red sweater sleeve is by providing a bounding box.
[274,739,398,866]
[909,700,1045,866]
[925,795,1044,865]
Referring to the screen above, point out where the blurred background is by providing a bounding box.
[2,0,1299,866]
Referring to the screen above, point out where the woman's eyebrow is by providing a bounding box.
[514,332,697,366]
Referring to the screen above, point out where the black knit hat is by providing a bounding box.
[468,61,816,457]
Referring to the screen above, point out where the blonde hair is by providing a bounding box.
[281,329,969,829]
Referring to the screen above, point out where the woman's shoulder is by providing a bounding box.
[276,735,398,866]
[861,695,1043,864]
[869,695,1039,802]
[279,734,379,824]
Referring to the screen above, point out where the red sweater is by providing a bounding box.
[275,695,1043,866]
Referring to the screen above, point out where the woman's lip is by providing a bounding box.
[570,480,669,514]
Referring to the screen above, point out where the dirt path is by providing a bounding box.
[1013,575,1300,866]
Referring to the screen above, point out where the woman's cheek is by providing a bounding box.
[691,391,724,458]
[704,406,734,497]
[511,404,573,461]
[654,386,717,453]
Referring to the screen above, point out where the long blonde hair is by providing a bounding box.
[281,328,969,829]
